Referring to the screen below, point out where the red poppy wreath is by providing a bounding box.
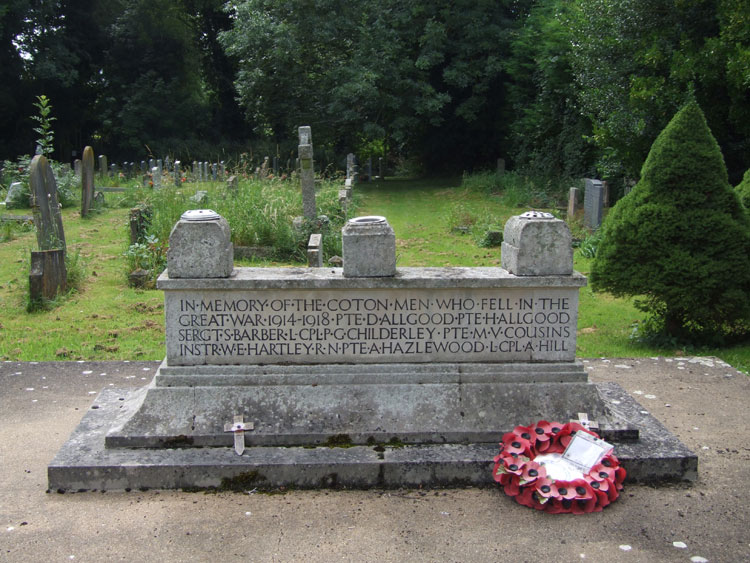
[493,420,626,513]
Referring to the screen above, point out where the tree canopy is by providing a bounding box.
[0,0,748,182]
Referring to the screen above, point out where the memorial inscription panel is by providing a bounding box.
[165,287,579,365]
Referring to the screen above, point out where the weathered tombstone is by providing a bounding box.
[567,187,580,218]
[174,160,181,187]
[260,156,269,178]
[129,205,152,244]
[192,161,198,181]
[149,158,155,171]
[109,163,117,178]
[211,163,217,181]
[98,154,108,178]
[73,159,81,177]
[497,158,506,175]
[502,211,572,276]
[601,180,610,208]
[346,153,355,179]
[220,161,226,178]
[203,161,208,181]
[298,126,316,220]
[157,159,163,179]
[4,182,25,209]
[307,233,323,267]
[29,155,67,301]
[81,146,95,217]
[30,155,66,251]
[226,175,238,193]
[584,178,604,230]
[152,166,161,189]
[141,161,147,173]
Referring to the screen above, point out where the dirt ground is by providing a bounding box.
[1,357,748,562]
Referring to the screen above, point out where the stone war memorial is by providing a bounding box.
[49,210,696,491]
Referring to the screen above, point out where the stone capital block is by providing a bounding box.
[167,210,233,278]
[342,216,396,277]
[502,211,573,276]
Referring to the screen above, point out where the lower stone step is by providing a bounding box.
[48,382,697,492]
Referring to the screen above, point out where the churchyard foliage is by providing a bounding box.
[590,101,750,344]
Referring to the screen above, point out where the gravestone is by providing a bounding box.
[49,210,697,491]
[220,161,226,178]
[174,160,181,187]
[346,153,355,179]
[29,155,65,251]
[342,216,396,277]
[149,158,156,171]
[298,126,316,220]
[4,182,25,209]
[567,187,580,218]
[203,162,208,181]
[584,179,604,230]
[307,233,323,267]
[73,159,81,177]
[81,146,95,217]
[152,167,161,189]
[211,163,217,181]
[227,175,238,193]
[29,155,67,301]
[98,155,108,178]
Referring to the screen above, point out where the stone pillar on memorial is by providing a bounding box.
[502,211,573,276]
[167,209,233,279]
[342,216,396,278]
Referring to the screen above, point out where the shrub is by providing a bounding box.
[591,101,750,344]
[736,169,750,209]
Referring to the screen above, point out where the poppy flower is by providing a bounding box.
[514,485,536,508]
[520,461,546,486]
[533,477,556,504]
[503,478,521,497]
[512,424,535,442]
[530,420,554,451]
[550,480,578,500]
[569,479,597,514]
[501,434,532,457]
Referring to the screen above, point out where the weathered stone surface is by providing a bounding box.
[47,382,697,492]
[159,265,584,366]
[584,178,604,230]
[81,146,95,217]
[307,233,323,267]
[342,216,396,278]
[29,249,67,301]
[298,126,316,220]
[29,155,65,251]
[567,187,580,218]
[502,211,572,276]
[166,210,233,279]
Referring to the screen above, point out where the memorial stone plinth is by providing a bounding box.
[48,211,698,491]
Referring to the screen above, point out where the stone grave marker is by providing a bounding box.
[584,178,604,230]
[174,160,181,187]
[152,166,161,189]
[4,182,25,209]
[220,161,226,178]
[98,154,108,177]
[73,159,81,177]
[298,126,316,220]
[211,163,217,181]
[346,153,355,179]
[81,146,95,217]
[29,155,67,300]
[567,187,580,218]
[307,233,323,267]
[227,175,238,193]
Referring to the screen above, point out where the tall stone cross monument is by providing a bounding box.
[298,126,316,220]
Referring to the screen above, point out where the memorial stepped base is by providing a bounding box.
[48,362,697,491]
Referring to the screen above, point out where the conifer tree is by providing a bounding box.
[590,101,750,343]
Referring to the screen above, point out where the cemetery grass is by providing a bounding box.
[0,177,748,374]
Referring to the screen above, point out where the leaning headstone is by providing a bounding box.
[29,155,66,251]
[584,179,604,230]
[298,126,316,220]
[4,182,25,209]
[29,248,67,301]
[307,233,323,267]
[567,187,580,218]
[81,146,95,217]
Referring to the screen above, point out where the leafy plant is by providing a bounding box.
[578,231,602,259]
[31,95,56,157]
[124,234,167,287]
